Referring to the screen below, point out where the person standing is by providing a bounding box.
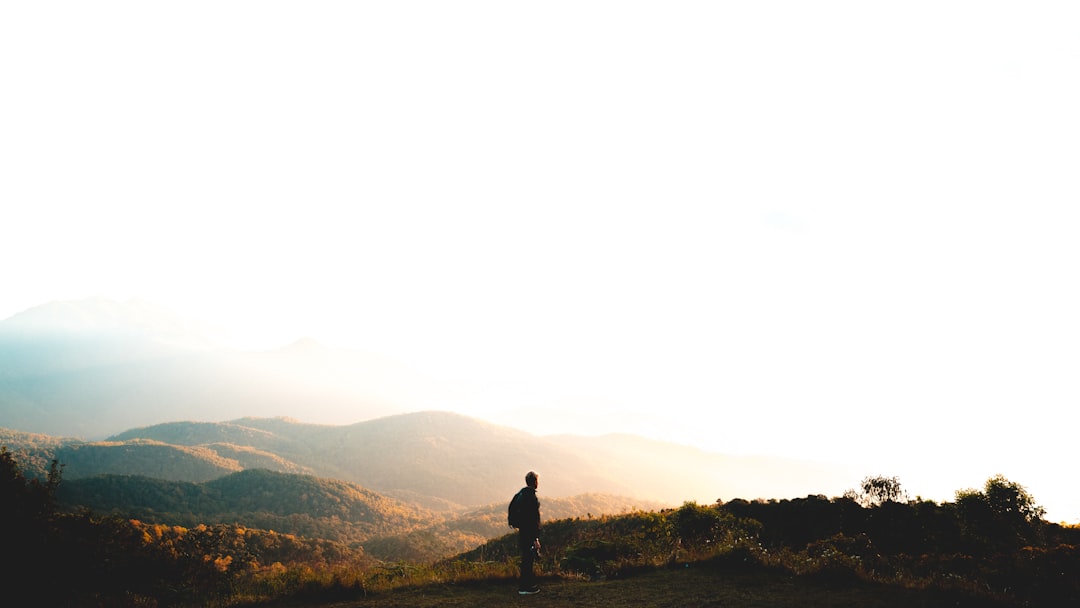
[509,471,541,594]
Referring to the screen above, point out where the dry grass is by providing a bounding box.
[269,561,1014,608]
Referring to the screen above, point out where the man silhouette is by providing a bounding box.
[511,471,541,594]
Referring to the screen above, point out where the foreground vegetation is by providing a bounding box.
[50,466,661,562]
[272,559,1023,608]
[3,447,1079,607]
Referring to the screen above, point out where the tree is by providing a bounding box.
[0,447,64,598]
[0,446,61,521]
[674,501,724,550]
[846,475,907,507]
[953,475,1044,550]
[983,474,1045,522]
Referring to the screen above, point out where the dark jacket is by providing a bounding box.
[516,486,541,536]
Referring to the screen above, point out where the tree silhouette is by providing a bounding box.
[983,474,1045,522]
[0,447,63,600]
[846,475,907,507]
[954,474,1045,550]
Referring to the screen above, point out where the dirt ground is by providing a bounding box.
[299,563,1010,608]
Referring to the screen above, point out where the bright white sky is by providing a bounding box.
[2,1,1079,521]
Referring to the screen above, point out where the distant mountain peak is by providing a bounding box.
[279,337,326,351]
[0,297,222,350]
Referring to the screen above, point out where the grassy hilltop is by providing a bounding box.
[4,446,1080,607]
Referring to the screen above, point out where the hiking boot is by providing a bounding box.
[518,586,540,595]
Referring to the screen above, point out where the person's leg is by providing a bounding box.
[518,533,536,592]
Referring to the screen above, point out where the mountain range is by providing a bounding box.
[2,411,855,561]
[4,410,855,512]
[1,298,859,517]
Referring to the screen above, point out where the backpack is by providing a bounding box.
[508,489,524,528]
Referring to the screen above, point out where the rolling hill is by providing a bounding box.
[53,466,664,561]
[363,492,668,561]
[105,412,641,508]
[54,439,314,482]
[5,411,857,513]
[56,468,431,546]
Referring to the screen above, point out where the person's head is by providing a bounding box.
[525,471,539,489]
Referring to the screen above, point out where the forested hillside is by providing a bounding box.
[44,411,851,510]
[364,493,667,561]
[0,427,72,477]
[58,440,244,481]
[56,438,314,481]
[54,467,662,561]
[56,469,432,546]
[7,446,1080,607]
[108,412,640,508]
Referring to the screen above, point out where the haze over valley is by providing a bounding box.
[0,298,867,563]
[0,298,858,509]
[1,297,1074,523]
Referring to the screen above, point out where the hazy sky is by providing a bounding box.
[3,2,1078,520]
